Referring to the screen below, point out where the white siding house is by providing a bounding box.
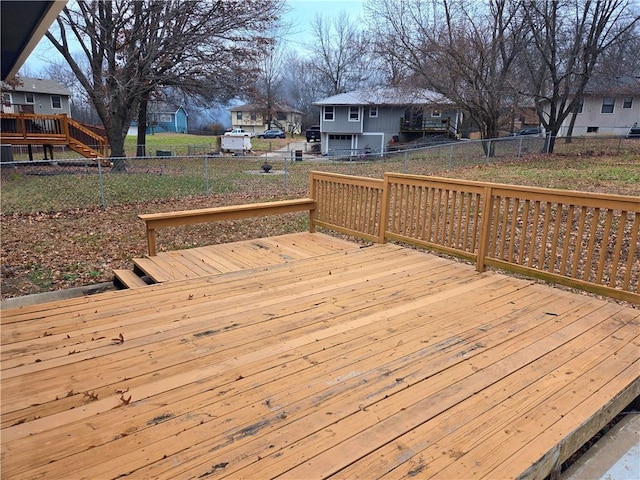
[544,76,640,137]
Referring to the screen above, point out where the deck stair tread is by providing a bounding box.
[112,269,149,289]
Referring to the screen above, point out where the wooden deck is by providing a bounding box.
[1,233,639,480]
[129,232,357,284]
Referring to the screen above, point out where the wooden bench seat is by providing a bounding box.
[138,198,317,256]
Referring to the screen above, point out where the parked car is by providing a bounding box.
[224,128,255,138]
[257,129,286,139]
[626,127,640,138]
[513,127,542,136]
[306,125,321,142]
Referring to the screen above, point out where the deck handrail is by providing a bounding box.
[309,171,640,303]
[0,113,108,158]
[139,198,317,256]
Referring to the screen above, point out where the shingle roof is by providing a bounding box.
[230,102,303,114]
[583,75,640,96]
[313,86,453,106]
[1,77,71,96]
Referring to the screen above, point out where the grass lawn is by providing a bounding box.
[1,138,639,299]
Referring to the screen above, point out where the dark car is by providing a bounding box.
[306,125,321,142]
[514,127,542,136]
[257,129,286,139]
[626,127,640,138]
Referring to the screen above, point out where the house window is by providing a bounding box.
[370,107,378,118]
[51,95,62,109]
[587,126,599,133]
[623,97,633,108]
[324,106,334,121]
[2,93,11,105]
[277,111,286,121]
[236,111,242,120]
[349,106,360,121]
[574,98,583,114]
[160,114,172,123]
[25,93,34,104]
[432,109,441,117]
[601,97,614,114]
[329,134,352,140]
[250,112,256,121]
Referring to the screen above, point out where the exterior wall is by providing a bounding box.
[232,111,302,134]
[1,90,71,115]
[321,106,364,134]
[232,110,263,133]
[319,104,463,155]
[174,108,187,133]
[548,95,639,136]
[321,105,421,155]
[127,108,187,135]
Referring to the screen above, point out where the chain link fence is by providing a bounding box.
[1,136,637,214]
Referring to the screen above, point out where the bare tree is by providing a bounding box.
[520,0,639,152]
[366,0,525,147]
[45,0,283,169]
[308,12,372,96]
[280,52,323,128]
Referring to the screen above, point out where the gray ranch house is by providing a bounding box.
[1,77,71,116]
[313,87,462,156]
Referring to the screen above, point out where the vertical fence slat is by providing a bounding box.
[583,208,601,283]
[571,206,588,278]
[608,211,627,288]
[548,203,564,274]
[596,210,614,284]
[559,204,575,276]
[623,214,639,292]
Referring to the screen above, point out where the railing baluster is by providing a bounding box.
[308,171,638,302]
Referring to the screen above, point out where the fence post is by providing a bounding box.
[448,144,454,170]
[97,159,107,208]
[518,136,523,158]
[283,154,289,194]
[476,185,493,272]
[204,156,209,195]
[403,150,408,173]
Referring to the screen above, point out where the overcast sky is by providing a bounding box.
[21,0,366,76]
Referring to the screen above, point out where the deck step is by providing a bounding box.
[113,269,149,289]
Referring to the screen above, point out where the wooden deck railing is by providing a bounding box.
[139,198,316,256]
[310,171,384,243]
[0,113,108,158]
[309,171,640,303]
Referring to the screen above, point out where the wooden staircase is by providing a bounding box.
[0,113,109,159]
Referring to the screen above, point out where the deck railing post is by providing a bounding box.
[378,173,391,243]
[18,113,26,139]
[60,114,69,140]
[309,173,317,233]
[476,185,494,272]
[147,226,157,256]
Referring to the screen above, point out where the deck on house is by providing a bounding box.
[1,232,639,480]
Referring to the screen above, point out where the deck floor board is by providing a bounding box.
[1,233,638,480]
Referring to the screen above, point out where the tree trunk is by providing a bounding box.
[565,109,578,144]
[136,99,148,157]
[109,118,130,172]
